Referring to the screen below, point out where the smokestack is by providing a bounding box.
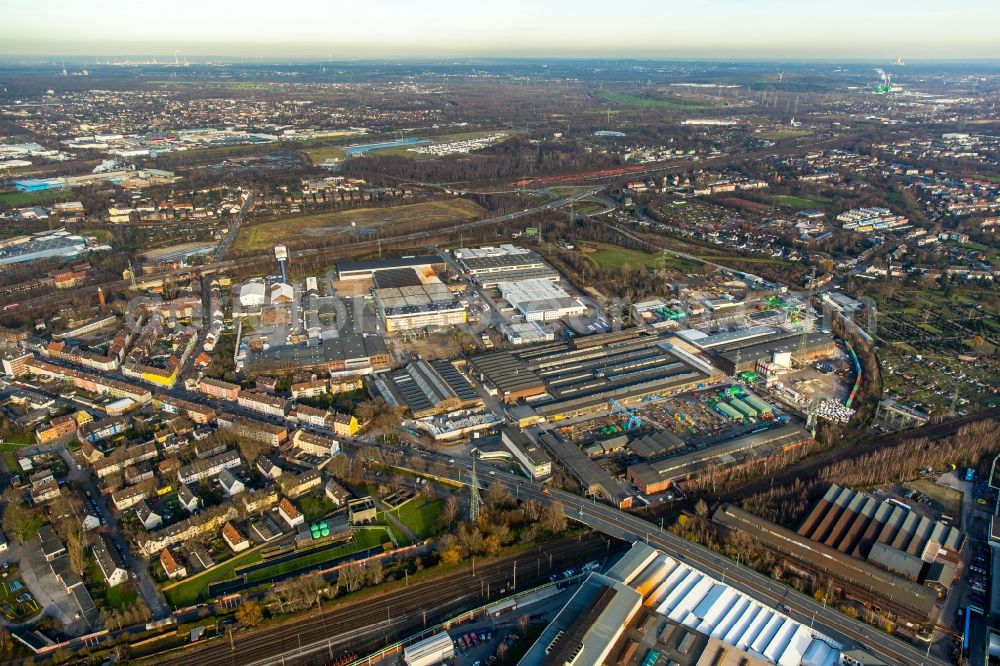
[97,286,106,309]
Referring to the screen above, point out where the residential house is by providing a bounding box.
[38,525,66,561]
[198,377,241,401]
[222,521,249,552]
[324,479,350,507]
[278,498,304,528]
[256,457,282,480]
[135,499,163,530]
[93,536,128,587]
[278,468,322,499]
[330,412,359,437]
[177,483,200,513]
[218,469,245,497]
[159,548,187,580]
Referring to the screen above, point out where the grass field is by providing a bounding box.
[759,129,815,141]
[773,194,832,209]
[242,530,391,583]
[299,494,339,522]
[974,174,1000,184]
[234,198,485,252]
[598,91,711,110]
[394,497,444,540]
[0,189,73,207]
[580,242,701,273]
[163,549,262,608]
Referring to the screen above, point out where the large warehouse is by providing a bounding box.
[714,504,940,628]
[626,423,812,494]
[455,245,559,287]
[242,334,391,376]
[336,255,444,281]
[467,332,722,417]
[520,542,845,666]
[372,282,467,332]
[794,484,962,597]
[498,278,586,322]
[702,331,835,375]
[369,359,482,418]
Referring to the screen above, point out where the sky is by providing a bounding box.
[1,0,998,60]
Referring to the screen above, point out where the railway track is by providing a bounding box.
[143,534,611,666]
[719,406,1000,502]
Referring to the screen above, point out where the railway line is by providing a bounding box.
[142,534,610,666]
[720,406,1000,502]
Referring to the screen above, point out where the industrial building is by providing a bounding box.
[242,334,390,376]
[701,331,835,375]
[713,504,940,627]
[520,541,845,666]
[455,245,559,287]
[538,431,634,508]
[403,631,454,666]
[336,255,444,281]
[372,283,467,332]
[369,359,482,418]
[498,278,585,322]
[626,423,812,494]
[468,332,720,418]
[794,484,962,598]
[501,427,552,479]
[0,230,101,267]
[502,321,556,345]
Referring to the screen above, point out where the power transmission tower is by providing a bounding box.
[798,267,817,364]
[862,296,877,335]
[469,455,482,524]
[806,397,820,438]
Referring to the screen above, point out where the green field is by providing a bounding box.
[163,549,262,608]
[299,494,339,522]
[759,129,815,141]
[598,91,710,110]
[0,189,73,207]
[234,198,485,252]
[973,173,1000,184]
[242,530,391,583]
[394,497,444,540]
[580,242,701,273]
[773,194,832,209]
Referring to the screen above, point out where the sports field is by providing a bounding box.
[234,198,485,252]
[0,189,73,207]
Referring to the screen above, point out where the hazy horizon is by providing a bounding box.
[1,0,998,60]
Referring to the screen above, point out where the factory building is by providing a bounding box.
[626,424,812,495]
[455,245,560,287]
[501,427,552,479]
[369,359,482,418]
[468,332,721,418]
[520,541,847,666]
[243,334,390,376]
[498,278,585,322]
[705,331,835,375]
[372,283,467,332]
[336,255,444,281]
[714,504,940,628]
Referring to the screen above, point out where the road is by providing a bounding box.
[379,448,949,666]
[13,358,956,665]
[213,192,256,264]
